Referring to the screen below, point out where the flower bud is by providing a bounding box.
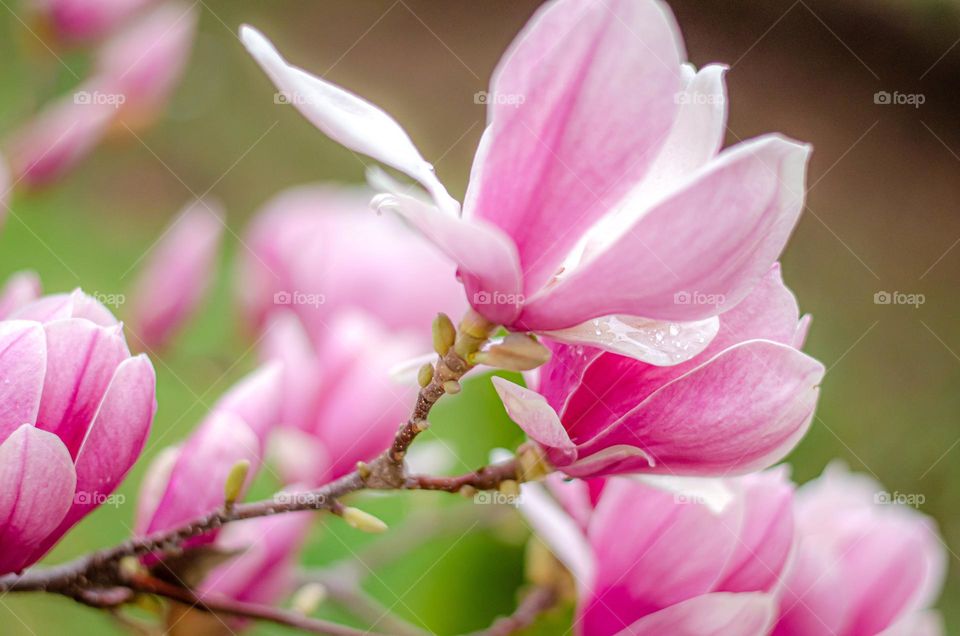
[432,313,456,355]
[291,582,328,615]
[417,362,434,388]
[517,445,551,482]
[223,459,250,507]
[443,380,462,395]
[474,333,551,372]
[341,506,388,534]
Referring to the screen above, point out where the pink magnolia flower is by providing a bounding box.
[261,310,420,486]
[129,198,224,349]
[28,0,158,42]
[240,0,810,363]
[0,289,156,575]
[773,463,947,636]
[135,363,282,539]
[493,265,824,479]
[0,271,41,318]
[523,469,795,635]
[238,185,465,346]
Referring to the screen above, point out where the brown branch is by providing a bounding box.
[472,586,559,636]
[407,459,519,493]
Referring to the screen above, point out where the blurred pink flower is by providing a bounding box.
[28,0,158,42]
[240,0,810,363]
[493,265,823,479]
[0,271,41,318]
[261,310,421,486]
[523,469,795,635]
[0,289,156,575]
[135,363,282,540]
[238,185,465,348]
[773,463,947,636]
[129,198,224,350]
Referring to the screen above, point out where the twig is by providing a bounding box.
[472,587,558,636]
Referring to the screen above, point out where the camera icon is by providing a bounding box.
[873,291,892,305]
[473,291,492,305]
[274,91,293,105]
[873,91,892,105]
[474,91,490,105]
[673,291,692,305]
[873,491,892,504]
[74,491,92,505]
[274,291,292,305]
[474,491,493,504]
[74,90,92,105]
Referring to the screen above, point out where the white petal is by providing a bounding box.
[239,25,458,213]
[631,474,735,514]
[518,481,594,585]
[542,315,719,365]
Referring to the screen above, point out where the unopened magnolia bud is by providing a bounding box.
[356,461,372,480]
[342,506,388,534]
[475,333,551,372]
[499,479,520,497]
[223,459,250,507]
[417,363,434,388]
[459,485,477,499]
[118,556,143,580]
[291,582,328,615]
[517,445,551,482]
[443,380,462,395]
[459,309,495,340]
[432,313,456,355]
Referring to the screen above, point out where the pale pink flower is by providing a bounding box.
[493,265,823,479]
[0,289,156,575]
[523,469,795,635]
[0,271,41,318]
[261,310,420,486]
[129,199,224,349]
[28,0,158,42]
[240,0,810,363]
[773,463,947,636]
[135,363,282,540]
[238,185,466,347]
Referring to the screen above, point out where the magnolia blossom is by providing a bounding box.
[523,469,795,635]
[129,198,224,349]
[240,0,810,363]
[135,363,281,539]
[262,310,421,486]
[773,463,946,636]
[0,271,41,318]
[0,289,156,575]
[239,185,465,346]
[28,0,158,42]
[493,265,823,479]
[4,3,197,188]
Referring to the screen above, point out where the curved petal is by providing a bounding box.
[518,481,594,586]
[37,319,130,458]
[11,288,119,326]
[542,315,718,365]
[0,321,46,445]
[631,474,735,515]
[134,446,180,535]
[0,271,41,319]
[491,377,576,465]
[130,198,224,349]
[879,611,945,636]
[0,425,76,575]
[371,179,523,325]
[568,340,824,478]
[34,0,157,42]
[51,355,156,541]
[239,25,458,213]
[610,593,776,636]
[211,362,282,446]
[465,0,684,295]
[519,135,811,329]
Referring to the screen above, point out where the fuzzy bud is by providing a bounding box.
[474,333,551,372]
[443,380,462,395]
[341,506,388,534]
[432,313,456,355]
[417,363,434,388]
[291,583,328,615]
[223,459,250,507]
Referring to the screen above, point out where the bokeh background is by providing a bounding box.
[1,0,959,633]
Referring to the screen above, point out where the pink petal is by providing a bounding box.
[0,425,77,575]
[542,315,719,365]
[144,412,261,535]
[36,319,130,458]
[371,181,523,325]
[0,321,46,445]
[0,271,41,319]
[491,377,576,465]
[239,26,458,213]
[465,0,684,296]
[95,3,198,124]
[11,288,119,326]
[258,312,324,433]
[610,593,776,636]
[130,199,224,349]
[134,446,180,535]
[30,0,158,42]
[879,611,945,636]
[519,135,811,329]
[51,355,156,540]
[568,341,824,478]
[210,362,281,446]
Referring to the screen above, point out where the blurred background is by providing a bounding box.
[1,0,959,633]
